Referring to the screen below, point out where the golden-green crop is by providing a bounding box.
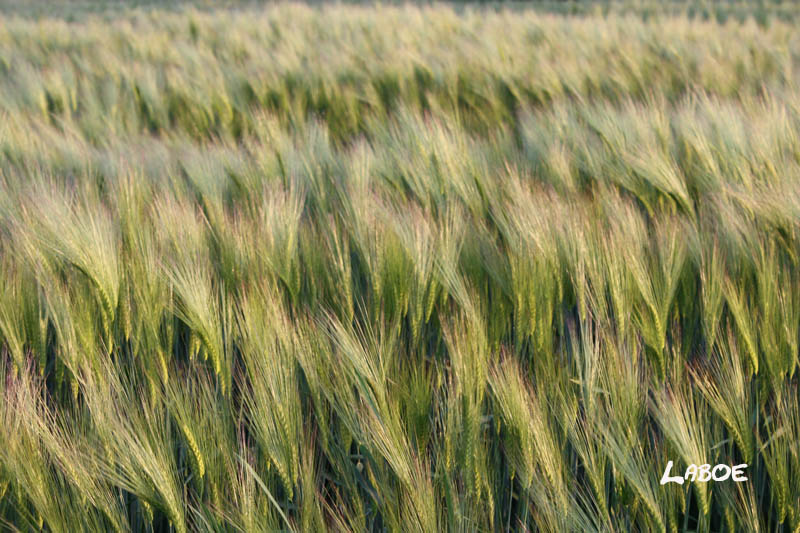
[1,2,799,532]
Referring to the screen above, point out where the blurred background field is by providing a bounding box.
[1,0,800,22]
[1,2,799,532]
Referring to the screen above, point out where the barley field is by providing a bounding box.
[1,2,799,532]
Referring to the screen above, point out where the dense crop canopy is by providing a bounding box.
[1,3,799,532]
